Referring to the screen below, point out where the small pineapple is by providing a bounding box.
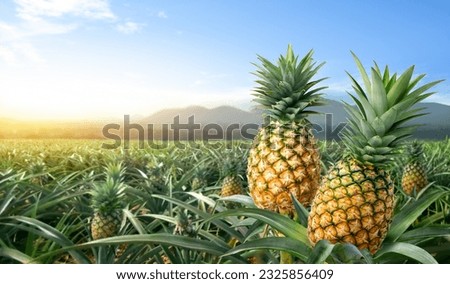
[220,156,244,197]
[247,45,326,216]
[402,141,428,195]
[221,175,243,197]
[90,162,126,240]
[307,53,443,254]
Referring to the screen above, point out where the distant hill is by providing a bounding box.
[141,105,260,126]
[1,100,449,140]
[138,100,450,140]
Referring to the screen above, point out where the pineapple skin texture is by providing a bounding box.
[402,162,428,195]
[91,211,122,240]
[247,122,321,215]
[308,159,394,254]
[221,176,243,197]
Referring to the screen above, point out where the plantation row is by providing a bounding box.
[0,139,449,263]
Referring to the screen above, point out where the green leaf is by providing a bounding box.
[218,195,257,208]
[123,209,147,235]
[387,65,414,107]
[291,193,309,227]
[0,247,34,264]
[76,234,246,264]
[351,51,371,94]
[385,188,445,242]
[204,208,309,243]
[372,117,386,136]
[379,107,398,130]
[399,226,450,243]
[375,242,438,264]
[223,237,311,262]
[0,216,91,264]
[307,240,334,263]
[152,194,244,241]
[370,67,388,116]
[330,243,372,264]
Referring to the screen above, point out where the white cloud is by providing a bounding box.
[0,0,116,64]
[327,80,352,94]
[116,21,142,34]
[14,0,115,20]
[157,11,168,19]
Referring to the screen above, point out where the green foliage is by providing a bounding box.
[0,139,449,263]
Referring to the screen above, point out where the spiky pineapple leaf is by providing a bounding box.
[375,242,438,264]
[123,209,147,235]
[330,243,373,264]
[152,194,244,241]
[79,234,245,264]
[0,216,91,264]
[291,193,309,227]
[385,188,445,242]
[204,208,308,243]
[0,247,34,264]
[223,237,311,262]
[306,240,334,264]
[218,194,257,208]
[398,226,450,243]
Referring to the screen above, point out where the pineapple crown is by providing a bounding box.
[252,44,327,124]
[222,156,242,178]
[91,162,126,213]
[407,140,424,162]
[342,52,444,167]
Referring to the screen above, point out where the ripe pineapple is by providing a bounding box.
[402,141,428,195]
[221,175,243,197]
[247,45,326,216]
[308,53,443,254]
[90,162,126,240]
[220,156,244,197]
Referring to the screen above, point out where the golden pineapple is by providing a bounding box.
[247,45,326,216]
[221,175,243,197]
[90,162,126,240]
[308,53,443,254]
[402,141,428,195]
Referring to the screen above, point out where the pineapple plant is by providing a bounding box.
[402,141,428,195]
[220,156,244,198]
[247,45,326,216]
[90,162,126,240]
[191,165,210,190]
[147,161,166,192]
[308,53,443,254]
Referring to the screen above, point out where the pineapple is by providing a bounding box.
[308,53,443,254]
[221,175,243,197]
[402,141,428,195]
[221,157,244,197]
[247,45,326,216]
[90,162,126,240]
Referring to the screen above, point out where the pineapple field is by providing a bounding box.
[0,138,449,264]
[1,46,449,264]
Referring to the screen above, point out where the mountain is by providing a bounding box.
[141,105,260,126]
[1,100,449,140]
[138,100,450,140]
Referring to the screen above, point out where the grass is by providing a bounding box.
[0,138,449,264]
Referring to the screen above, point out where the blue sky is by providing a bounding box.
[0,0,449,120]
